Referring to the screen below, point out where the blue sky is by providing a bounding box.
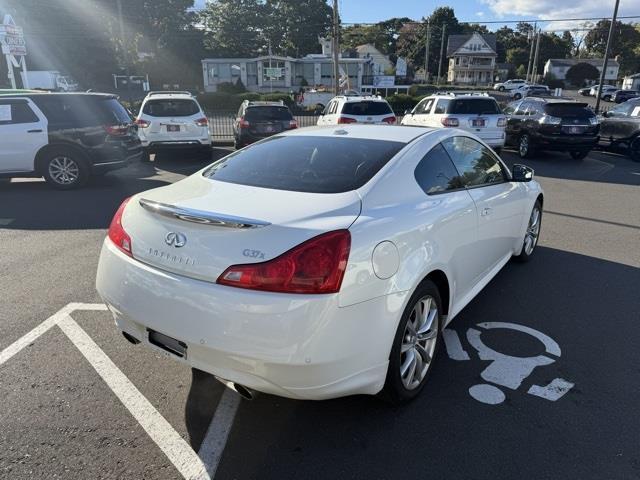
[194,0,640,31]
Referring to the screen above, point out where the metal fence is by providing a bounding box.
[207,111,322,142]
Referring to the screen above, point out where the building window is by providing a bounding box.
[262,60,285,83]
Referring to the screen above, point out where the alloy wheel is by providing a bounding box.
[399,295,439,390]
[48,156,80,185]
[524,205,541,255]
[519,135,529,157]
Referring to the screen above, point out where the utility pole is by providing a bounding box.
[116,0,132,104]
[436,23,446,87]
[525,23,536,82]
[332,0,340,95]
[424,21,431,84]
[531,29,541,83]
[595,0,620,114]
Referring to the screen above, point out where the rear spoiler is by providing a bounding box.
[139,198,270,229]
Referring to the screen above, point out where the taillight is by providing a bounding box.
[103,124,129,136]
[288,119,298,129]
[497,117,507,127]
[195,117,209,127]
[217,230,351,294]
[108,197,133,257]
[441,117,459,127]
[135,118,150,128]
[337,117,357,124]
[382,116,396,124]
[239,118,250,129]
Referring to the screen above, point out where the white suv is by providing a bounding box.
[494,79,527,91]
[401,93,506,151]
[317,95,396,126]
[135,91,211,158]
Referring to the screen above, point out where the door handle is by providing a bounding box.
[27,129,43,133]
[481,207,493,216]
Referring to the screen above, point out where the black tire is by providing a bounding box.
[603,95,612,102]
[498,86,505,92]
[233,137,241,150]
[140,149,151,163]
[518,134,534,159]
[630,137,640,163]
[40,147,89,190]
[380,280,442,405]
[513,199,542,263]
[569,150,589,160]
[513,93,522,100]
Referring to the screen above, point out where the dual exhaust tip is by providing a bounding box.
[121,332,255,400]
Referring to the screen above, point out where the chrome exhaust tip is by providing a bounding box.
[215,376,255,400]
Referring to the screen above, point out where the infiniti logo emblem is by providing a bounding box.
[165,232,187,248]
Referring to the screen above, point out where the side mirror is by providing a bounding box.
[404,109,412,115]
[602,111,610,118]
[512,164,534,182]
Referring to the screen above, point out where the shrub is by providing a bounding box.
[386,94,421,114]
[566,63,600,87]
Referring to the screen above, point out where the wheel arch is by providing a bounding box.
[34,142,90,175]
[419,269,451,317]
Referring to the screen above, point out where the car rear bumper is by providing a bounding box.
[92,143,143,173]
[95,239,397,400]
[236,130,280,147]
[144,140,212,150]
[531,133,599,150]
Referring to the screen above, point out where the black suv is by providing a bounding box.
[233,101,297,149]
[611,90,639,104]
[598,98,640,162]
[0,92,141,189]
[504,98,599,160]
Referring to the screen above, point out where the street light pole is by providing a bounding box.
[116,0,132,104]
[594,0,621,114]
[526,23,536,82]
[425,21,431,84]
[531,29,541,83]
[436,23,446,87]
[332,0,340,95]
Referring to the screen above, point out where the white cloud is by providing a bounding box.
[476,11,485,17]
[481,0,640,30]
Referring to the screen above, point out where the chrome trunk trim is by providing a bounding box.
[139,198,270,229]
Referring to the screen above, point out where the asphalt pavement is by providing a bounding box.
[1,146,639,480]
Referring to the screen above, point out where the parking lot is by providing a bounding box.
[1,146,639,479]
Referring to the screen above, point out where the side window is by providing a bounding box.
[514,101,527,115]
[434,99,450,114]
[329,101,339,115]
[419,99,434,114]
[0,101,40,125]
[608,102,633,118]
[503,102,518,115]
[414,143,465,195]
[442,136,507,188]
[524,102,538,116]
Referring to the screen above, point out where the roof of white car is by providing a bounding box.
[335,95,388,102]
[143,92,195,101]
[281,124,435,143]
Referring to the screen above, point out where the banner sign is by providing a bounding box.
[0,15,26,56]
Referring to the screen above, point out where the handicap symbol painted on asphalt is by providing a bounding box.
[443,322,575,405]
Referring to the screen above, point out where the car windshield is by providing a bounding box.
[202,135,405,193]
[447,98,501,115]
[341,101,392,116]
[245,106,292,121]
[143,99,199,117]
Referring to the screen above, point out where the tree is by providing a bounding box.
[584,20,640,74]
[565,62,600,86]
[201,0,267,57]
[342,18,412,56]
[506,48,530,69]
[516,64,527,77]
[264,0,333,57]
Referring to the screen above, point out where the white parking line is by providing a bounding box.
[58,314,211,480]
[0,303,241,480]
[198,389,241,478]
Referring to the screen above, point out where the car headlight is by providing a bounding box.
[589,117,599,126]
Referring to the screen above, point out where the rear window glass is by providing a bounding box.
[143,99,200,117]
[203,136,405,194]
[544,104,594,117]
[99,98,132,124]
[447,98,501,115]
[341,101,392,116]
[244,106,292,121]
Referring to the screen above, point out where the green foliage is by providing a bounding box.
[506,48,530,68]
[516,65,527,78]
[217,79,248,94]
[341,17,413,55]
[386,94,422,113]
[565,62,600,87]
[584,20,640,75]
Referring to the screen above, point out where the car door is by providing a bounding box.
[599,101,636,145]
[504,100,525,144]
[0,98,48,173]
[411,141,481,303]
[426,98,450,128]
[442,135,527,273]
[413,98,435,127]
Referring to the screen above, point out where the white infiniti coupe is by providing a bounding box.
[96,125,543,403]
